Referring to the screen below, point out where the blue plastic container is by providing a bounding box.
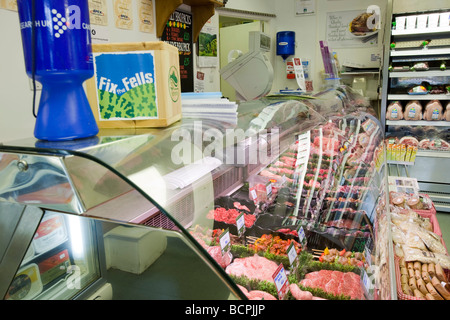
[276,31,295,61]
[17,0,98,141]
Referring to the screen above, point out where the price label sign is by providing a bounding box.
[364,245,372,266]
[297,226,307,248]
[236,212,246,237]
[219,228,231,256]
[249,187,258,204]
[265,182,273,197]
[272,264,289,300]
[287,242,298,269]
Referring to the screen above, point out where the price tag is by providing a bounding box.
[265,182,273,197]
[297,226,307,248]
[364,245,372,266]
[272,264,289,300]
[249,187,258,204]
[236,212,246,237]
[361,268,374,300]
[219,228,231,256]
[287,242,298,268]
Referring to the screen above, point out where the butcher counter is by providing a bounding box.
[0,86,401,300]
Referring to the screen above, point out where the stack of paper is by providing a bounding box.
[181,92,238,124]
[163,157,222,190]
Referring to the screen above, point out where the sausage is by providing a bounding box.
[414,289,425,298]
[428,263,436,277]
[426,282,444,300]
[415,269,422,281]
[417,278,429,296]
[435,264,448,283]
[409,277,418,291]
[413,261,422,271]
[402,283,413,296]
[422,271,431,284]
[431,277,450,300]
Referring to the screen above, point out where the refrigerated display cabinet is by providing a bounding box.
[0,86,397,300]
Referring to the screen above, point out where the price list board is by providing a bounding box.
[162,10,194,92]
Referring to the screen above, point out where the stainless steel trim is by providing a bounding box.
[0,203,44,299]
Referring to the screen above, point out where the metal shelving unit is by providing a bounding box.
[380,4,450,211]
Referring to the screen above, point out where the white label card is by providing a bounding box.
[219,228,231,255]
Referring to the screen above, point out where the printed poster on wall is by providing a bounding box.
[198,23,218,68]
[138,0,154,33]
[92,51,159,120]
[0,0,17,11]
[88,0,108,26]
[326,10,379,48]
[113,0,133,30]
[162,10,193,92]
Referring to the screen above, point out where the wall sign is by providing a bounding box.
[113,0,133,30]
[88,0,108,26]
[326,10,379,48]
[162,10,193,92]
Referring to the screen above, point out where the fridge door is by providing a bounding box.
[3,210,106,300]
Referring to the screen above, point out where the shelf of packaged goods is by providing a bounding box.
[387,94,450,100]
[390,48,450,57]
[389,70,450,78]
[392,27,450,37]
[386,120,450,127]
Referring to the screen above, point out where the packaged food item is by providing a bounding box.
[443,103,450,121]
[6,264,43,300]
[32,212,68,254]
[38,249,71,286]
[411,62,429,71]
[386,101,404,120]
[404,100,423,120]
[423,100,443,121]
[408,86,428,95]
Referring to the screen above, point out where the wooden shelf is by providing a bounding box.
[155,0,224,43]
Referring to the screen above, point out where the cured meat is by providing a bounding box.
[419,139,432,149]
[423,100,443,121]
[289,283,313,300]
[404,101,423,121]
[300,270,364,300]
[398,136,419,147]
[386,101,403,120]
[419,138,450,150]
[225,254,279,283]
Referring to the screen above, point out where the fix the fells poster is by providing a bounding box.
[93,51,159,120]
[162,10,193,92]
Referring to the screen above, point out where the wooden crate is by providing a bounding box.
[86,42,181,129]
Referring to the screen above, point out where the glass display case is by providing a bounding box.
[0,86,397,300]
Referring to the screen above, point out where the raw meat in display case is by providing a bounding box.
[0,86,412,300]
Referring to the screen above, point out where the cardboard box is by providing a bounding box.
[86,42,182,129]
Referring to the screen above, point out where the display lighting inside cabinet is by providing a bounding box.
[66,215,86,262]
